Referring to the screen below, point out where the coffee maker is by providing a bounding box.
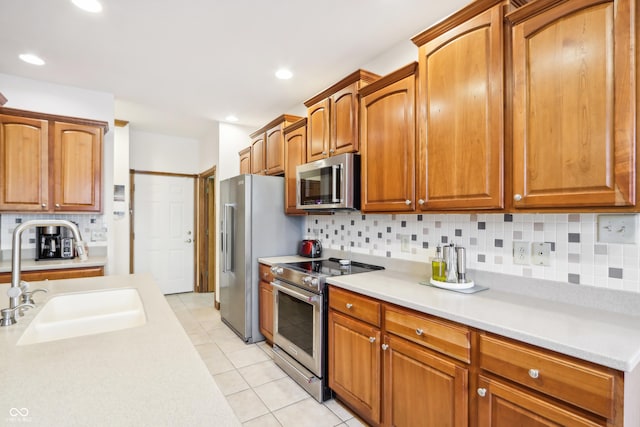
[36,225,75,260]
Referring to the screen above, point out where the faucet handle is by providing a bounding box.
[21,288,48,305]
[7,286,22,299]
[19,280,29,292]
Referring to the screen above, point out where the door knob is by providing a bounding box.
[185,239,192,243]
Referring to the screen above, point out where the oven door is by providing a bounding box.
[272,279,323,377]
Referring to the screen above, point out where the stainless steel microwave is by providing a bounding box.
[296,153,360,211]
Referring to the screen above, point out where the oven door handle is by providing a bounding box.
[272,281,319,304]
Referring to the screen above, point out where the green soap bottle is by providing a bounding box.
[431,245,446,282]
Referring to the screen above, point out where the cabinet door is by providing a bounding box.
[384,335,468,427]
[331,82,359,156]
[306,99,330,161]
[511,0,635,208]
[239,148,251,174]
[328,310,381,425]
[284,124,307,215]
[265,124,285,175]
[417,4,504,210]
[258,280,273,342]
[251,134,265,175]
[477,376,606,427]
[0,115,49,211]
[52,122,102,212]
[361,71,416,212]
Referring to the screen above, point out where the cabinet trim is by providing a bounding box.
[304,70,380,107]
[0,107,109,133]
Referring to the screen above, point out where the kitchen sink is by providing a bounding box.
[17,288,146,346]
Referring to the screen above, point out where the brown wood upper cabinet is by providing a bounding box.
[412,0,507,211]
[0,108,106,213]
[250,114,302,176]
[283,118,307,215]
[359,63,417,212]
[304,70,379,162]
[238,147,251,174]
[507,0,636,209]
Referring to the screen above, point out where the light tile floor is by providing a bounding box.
[166,292,366,427]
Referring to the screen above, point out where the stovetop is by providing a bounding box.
[271,257,384,293]
[284,257,384,276]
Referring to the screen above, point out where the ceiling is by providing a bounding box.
[0,0,470,139]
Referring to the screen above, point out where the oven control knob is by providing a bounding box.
[311,278,319,287]
[271,266,284,275]
[302,276,312,285]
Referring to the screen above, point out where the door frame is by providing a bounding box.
[197,166,217,301]
[129,170,198,291]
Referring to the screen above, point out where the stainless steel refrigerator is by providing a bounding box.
[219,174,303,343]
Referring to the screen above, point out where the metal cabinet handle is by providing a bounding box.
[405,200,411,205]
[381,344,389,351]
[477,388,487,397]
[329,149,335,154]
[369,337,376,343]
[528,369,539,379]
[55,203,60,208]
[415,328,423,336]
[514,194,522,202]
[322,151,327,155]
[346,303,353,309]
[41,203,47,208]
[418,199,424,205]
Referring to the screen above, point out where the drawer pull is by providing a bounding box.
[477,388,487,397]
[369,337,376,343]
[528,368,540,379]
[381,344,389,351]
[415,328,424,336]
[345,303,353,309]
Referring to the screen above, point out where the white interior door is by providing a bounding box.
[133,174,195,294]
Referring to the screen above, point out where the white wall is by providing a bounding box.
[112,124,130,275]
[0,73,116,273]
[129,130,203,174]
[362,39,419,75]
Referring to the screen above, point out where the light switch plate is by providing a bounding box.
[597,214,637,244]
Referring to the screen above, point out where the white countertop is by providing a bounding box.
[0,273,240,426]
[325,269,640,373]
[0,256,107,274]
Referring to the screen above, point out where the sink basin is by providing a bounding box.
[17,288,146,346]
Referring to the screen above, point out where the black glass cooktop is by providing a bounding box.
[284,257,384,277]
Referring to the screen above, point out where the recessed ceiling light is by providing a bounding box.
[225,115,239,123]
[275,69,293,80]
[72,0,103,13]
[19,53,45,66]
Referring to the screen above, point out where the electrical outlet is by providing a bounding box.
[513,241,529,265]
[531,242,551,266]
[90,228,107,242]
[597,214,637,244]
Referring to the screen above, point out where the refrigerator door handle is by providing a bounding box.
[222,203,235,272]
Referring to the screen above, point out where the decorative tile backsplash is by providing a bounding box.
[305,212,640,294]
[0,213,107,254]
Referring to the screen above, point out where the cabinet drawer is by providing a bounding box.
[259,263,273,283]
[385,306,471,363]
[329,286,381,327]
[479,334,618,419]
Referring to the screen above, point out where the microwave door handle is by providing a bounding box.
[332,164,340,203]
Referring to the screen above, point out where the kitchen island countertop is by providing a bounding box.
[0,273,240,426]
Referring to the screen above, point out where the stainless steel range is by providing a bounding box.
[270,257,384,402]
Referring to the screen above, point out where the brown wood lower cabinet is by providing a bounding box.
[258,263,274,342]
[476,375,606,427]
[0,266,104,283]
[328,285,469,427]
[328,286,629,427]
[384,334,468,427]
[328,309,382,425]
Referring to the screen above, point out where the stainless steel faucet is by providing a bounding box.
[1,219,88,327]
